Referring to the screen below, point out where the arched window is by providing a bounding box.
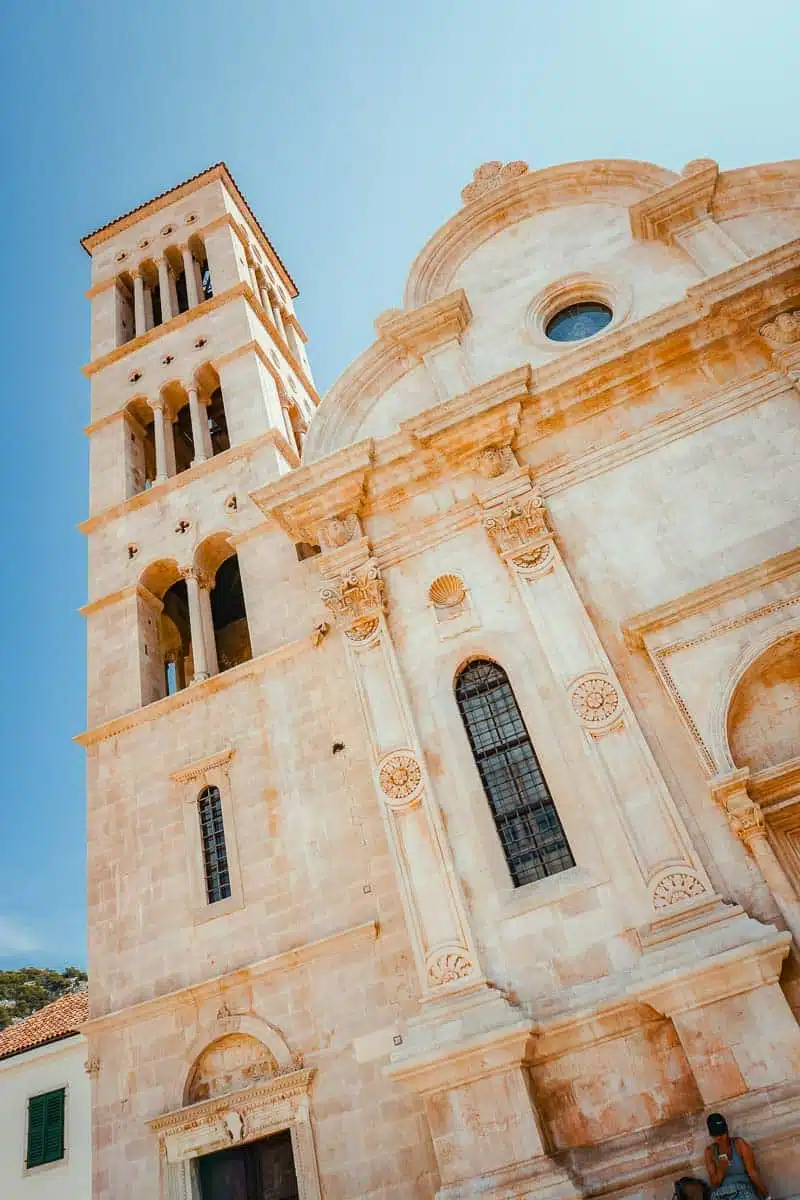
[455,659,574,887]
[198,786,231,904]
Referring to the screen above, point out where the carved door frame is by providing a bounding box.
[149,1069,321,1200]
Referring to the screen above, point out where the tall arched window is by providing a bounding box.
[455,659,574,887]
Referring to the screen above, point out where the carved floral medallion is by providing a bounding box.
[569,675,621,725]
[378,752,422,801]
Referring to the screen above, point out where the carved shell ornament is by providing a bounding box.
[428,574,467,609]
[652,872,706,909]
[569,675,621,725]
[378,752,422,801]
[427,951,473,986]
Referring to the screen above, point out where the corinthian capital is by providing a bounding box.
[482,493,548,556]
[729,802,766,848]
[320,559,385,629]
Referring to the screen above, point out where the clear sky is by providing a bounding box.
[0,0,797,970]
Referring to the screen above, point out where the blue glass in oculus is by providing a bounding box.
[545,301,612,343]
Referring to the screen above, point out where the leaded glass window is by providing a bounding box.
[545,301,612,343]
[198,786,231,904]
[455,660,574,886]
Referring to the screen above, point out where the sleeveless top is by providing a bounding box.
[713,1140,755,1196]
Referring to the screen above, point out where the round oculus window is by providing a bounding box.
[545,301,613,343]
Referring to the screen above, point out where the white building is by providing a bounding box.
[0,990,90,1198]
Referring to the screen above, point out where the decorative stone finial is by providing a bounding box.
[461,160,529,205]
[681,158,718,177]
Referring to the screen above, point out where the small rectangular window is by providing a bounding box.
[198,786,231,904]
[27,1088,65,1168]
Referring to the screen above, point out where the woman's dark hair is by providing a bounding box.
[707,1112,729,1136]
[674,1177,711,1200]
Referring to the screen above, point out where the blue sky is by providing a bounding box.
[0,1,797,970]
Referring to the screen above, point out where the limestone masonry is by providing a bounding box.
[80,157,800,1199]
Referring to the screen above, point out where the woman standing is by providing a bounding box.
[705,1113,771,1200]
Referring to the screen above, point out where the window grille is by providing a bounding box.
[27,1088,65,1168]
[455,659,574,886]
[198,786,231,904]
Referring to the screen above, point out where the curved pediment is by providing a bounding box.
[303,156,800,466]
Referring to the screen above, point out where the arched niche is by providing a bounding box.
[185,1033,279,1105]
[728,631,800,772]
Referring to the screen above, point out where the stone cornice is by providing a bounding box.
[536,370,787,499]
[750,757,800,810]
[148,1068,316,1136]
[80,582,161,618]
[400,365,529,465]
[621,546,800,650]
[82,282,318,405]
[308,236,800,466]
[79,429,296,535]
[82,920,378,1033]
[171,747,236,784]
[629,160,719,241]
[251,440,374,541]
[374,289,472,358]
[75,635,314,747]
[82,284,246,376]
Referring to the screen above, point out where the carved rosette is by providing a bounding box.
[651,871,707,909]
[759,309,800,347]
[483,494,549,557]
[427,949,473,986]
[569,674,622,731]
[377,752,423,807]
[320,559,385,632]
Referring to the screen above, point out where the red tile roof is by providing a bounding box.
[0,990,88,1062]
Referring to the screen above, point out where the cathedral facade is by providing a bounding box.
[80,157,800,1199]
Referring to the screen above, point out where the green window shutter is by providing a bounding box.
[27,1089,65,1167]
[43,1089,65,1163]
[26,1094,47,1168]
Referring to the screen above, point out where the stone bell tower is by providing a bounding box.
[78,167,330,1200]
[80,164,316,723]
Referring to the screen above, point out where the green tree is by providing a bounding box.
[0,967,88,1030]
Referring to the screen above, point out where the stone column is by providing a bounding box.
[133,270,146,336]
[481,471,710,919]
[148,397,174,485]
[711,770,800,945]
[182,246,200,308]
[157,257,173,322]
[180,568,211,683]
[198,573,219,678]
[187,385,212,465]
